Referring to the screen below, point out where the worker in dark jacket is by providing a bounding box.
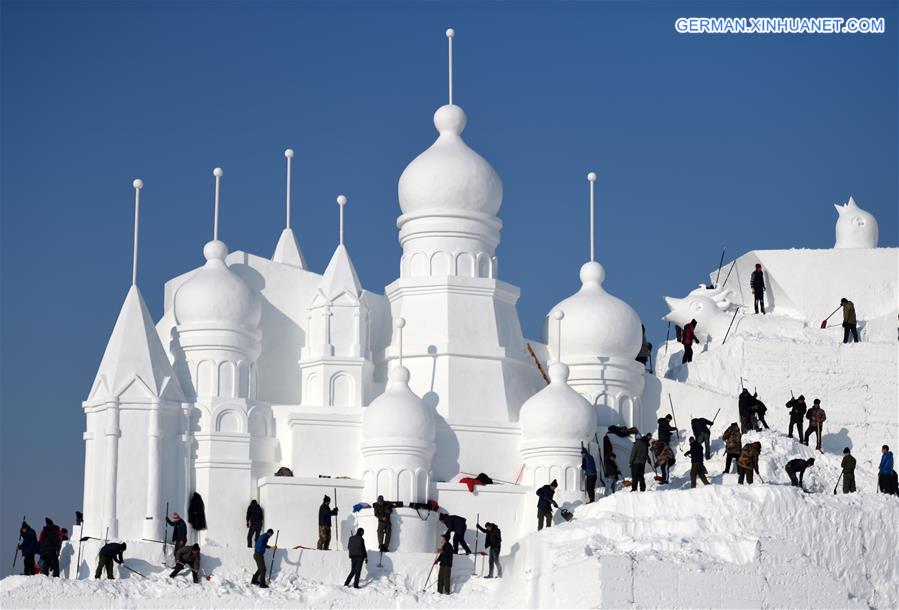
[95,542,126,580]
[657,414,675,445]
[737,442,762,485]
[738,389,757,433]
[685,437,710,488]
[840,298,859,343]
[751,263,766,314]
[317,495,339,550]
[691,418,714,459]
[681,319,699,363]
[722,423,742,474]
[581,447,598,503]
[629,434,653,492]
[434,533,454,594]
[38,518,61,577]
[785,457,815,487]
[17,522,38,575]
[438,513,472,553]
[373,496,393,552]
[170,544,201,583]
[166,512,187,552]
[786,395,807,439]
[803,400,826,450]
[536,480,559,530]
[343,528,368,588]
[753,399,770,430]
[636,325,652,369]
[251,528,274,588]
[246,500,264,548]
[476,522,502,578]
[841,448,856,493]
[604,453,620,496]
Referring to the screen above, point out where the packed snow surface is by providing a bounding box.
[3,431,897,609]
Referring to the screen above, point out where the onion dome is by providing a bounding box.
[548,261,642,360]
[520,362,596,442]
[174,240,261,330]
[362,366,435,447]
[398,105,502,218]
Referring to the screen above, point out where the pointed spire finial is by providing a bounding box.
[587,171,597,262]
[552,309,565,362]
[131,179,143,286]
[212,167,223,241]
[446,28,455,105]
[284,149,294,229]
[337,194,347,246]
[395,317,407,367]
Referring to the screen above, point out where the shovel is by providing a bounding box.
[820,306,841,329]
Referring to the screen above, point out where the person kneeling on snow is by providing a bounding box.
[94,542,126,580]
[737,442,762,485]
[785,457,815,488]
[170,544,201,583]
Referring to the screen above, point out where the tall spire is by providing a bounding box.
[337,194,347,246]
[272,149,308,268]
[446,28,455,105]
[131,179,143,286]
[395,317,406,368]
[551,310,565,362]
[212,167,223,241]
[587,171,597,262]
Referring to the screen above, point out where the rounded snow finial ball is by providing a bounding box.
[552,309,565,321]
[132,179,144,189]
[446,28,455,38]
[336,195,348,206]
[433,104,467,135]
[547,361,570,383]
[203,239,228,261]
[587,171,597,182]
[284,148,294,158]
[213,167,223,177]
[389,365,411,384]
[579,261,606,285]
[395,317,406,329]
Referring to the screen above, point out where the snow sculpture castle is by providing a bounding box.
[80,30,648,552]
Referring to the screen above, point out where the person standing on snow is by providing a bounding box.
[803,400,826,450]
[753,398,770,430]
[738,389,757,433]
[170,544,201,583]
[685,437,710,488]
[841,448,857,493]
[657,414,676,446]
[737,442,762,485]
[785,395,807,439]
[652,439,675,485]
[722,422,743,474]
[691,418,714,460]
[785,457,815,488]
[317,495,339,550]
[581,447,598,503]
[535,480,559,530]
[751,263,766,314]
[343,528,368,588]
[878,445,896,495]
[840,298,859,343]
[166,512,187,552]
[604,453,620,495]
[434,533,454,594]
[438,513,472,554]
[94,542,126,580]
[37,518,61,577]
[476,522,502,578]
[681,319,699,364]
[17,522,38,575]
[629,433,653,492]
[251,528,274,588]
[373,496,393,552]
[246,500,264,548]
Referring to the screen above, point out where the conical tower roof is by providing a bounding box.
[88,285,184,402]
[272,228,307,268]
[312,244,362,305]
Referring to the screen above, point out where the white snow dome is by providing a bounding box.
[548,261,642,360]
[362,366,436,445]
[519,362,596,441]
[174,240,261,329]
[397,104,502,217]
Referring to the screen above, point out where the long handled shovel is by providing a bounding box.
[833,472,843,495]
[121,563,147,578]
[267,530,280,582]
[422,555,439,592]
[472,514,480,575]
[820,306,841,329]
[333,488,339,551]
[11,514,24,572]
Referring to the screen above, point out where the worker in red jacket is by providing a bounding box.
[681,319,699,364]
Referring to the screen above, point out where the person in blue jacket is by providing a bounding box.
[251,528,274,588]
[879,445,896,495]
[581,447,598,503]
[17,522,38,575]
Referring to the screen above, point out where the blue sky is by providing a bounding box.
[1,1,896,571]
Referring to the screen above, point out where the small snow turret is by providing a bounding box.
[834,196,878,249]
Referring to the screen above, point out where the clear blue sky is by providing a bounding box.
[1,1,895,571]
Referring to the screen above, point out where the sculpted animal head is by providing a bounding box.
[663,294,732,341]
[688,285,732,310]
[834,196,878,249]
